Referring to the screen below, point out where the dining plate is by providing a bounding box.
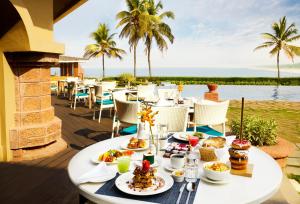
[90,154,118,164]
[90,150,136,164]
[172,132,194,141]
[120,140,149,151]
[199,174,230,185]
[115,172,174,196]
[163,162,180,172]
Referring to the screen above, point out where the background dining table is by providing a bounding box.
[68,135,282,204]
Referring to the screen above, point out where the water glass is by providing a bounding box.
[117,156,131,173]
[185,151,199,182]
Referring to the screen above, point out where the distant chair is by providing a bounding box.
[93,85,114,123]
[70,82,89,110]
[190,100,230,136]
[137,84,156,100]
[112,99,140,138]
[152,106,189,132]
[157,89,178,100]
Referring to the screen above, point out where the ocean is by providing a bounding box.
[82,67,300,78]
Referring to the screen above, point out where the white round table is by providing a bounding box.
[68,135,282,204]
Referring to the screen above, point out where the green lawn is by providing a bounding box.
[227,100,300,143]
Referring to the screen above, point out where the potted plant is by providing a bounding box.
[230,116,295,167]
[207,83,218,92]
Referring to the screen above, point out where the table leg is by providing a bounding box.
[79,194,88,204]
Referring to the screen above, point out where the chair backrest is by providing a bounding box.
[112,90,127,103]
[194,100,229,125]
[137,84,156,99]
[115,99,139,124]
[101,81,116,92]
[151,106,189,132]
[94,85,104,100]
[157,89,178,99]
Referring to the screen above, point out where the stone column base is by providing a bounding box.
[12,138,67,161]
[204,92,219,102]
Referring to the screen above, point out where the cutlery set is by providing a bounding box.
[176,182,196,204]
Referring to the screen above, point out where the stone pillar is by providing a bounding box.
[204,84,219,102]
[6,52,66,161]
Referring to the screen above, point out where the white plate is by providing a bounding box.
[115,172,174,196]
[199,174,230,185]
[172,131,194,141]
[90,151,136,164]
[91,154,118,164]
[120,140,149,151]
[164,162,182,172]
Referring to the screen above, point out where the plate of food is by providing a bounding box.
[115,160,174,196]
[120,137,149,151]
[173,131,205,141]
[91,149,135,164]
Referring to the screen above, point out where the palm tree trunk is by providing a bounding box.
[102,55,105,78]
[133,44,137,77]
[147,48,152,78]
[276,50,280,84]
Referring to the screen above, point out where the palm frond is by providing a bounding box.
[159,11,175,19]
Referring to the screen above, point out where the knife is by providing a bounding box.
[176,183,186,204]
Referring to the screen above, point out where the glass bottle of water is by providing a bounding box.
[185,145,199,182]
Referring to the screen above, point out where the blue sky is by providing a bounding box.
[54,0,300,69]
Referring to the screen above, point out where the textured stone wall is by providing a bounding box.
[6,52,65,161]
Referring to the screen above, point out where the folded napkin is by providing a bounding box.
[74,162,117,185]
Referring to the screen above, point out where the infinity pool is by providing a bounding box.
[179,85,300,101]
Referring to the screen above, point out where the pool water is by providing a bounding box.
[180,85,300,101]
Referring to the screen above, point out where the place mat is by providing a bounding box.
[95,174,199,204]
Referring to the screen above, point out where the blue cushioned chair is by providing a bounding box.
[93,85,114,123]
[70,81,89,110]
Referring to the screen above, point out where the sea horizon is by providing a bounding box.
[76,67,300,78]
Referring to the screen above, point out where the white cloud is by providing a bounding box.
[54,0,300,70]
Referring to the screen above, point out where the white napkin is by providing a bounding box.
[74,162,117,185]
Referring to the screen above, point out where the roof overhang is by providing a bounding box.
[53,0,88,23]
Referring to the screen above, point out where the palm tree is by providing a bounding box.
[254,16,300,83]
[144,0,174,77]
[84,23,125,78]
[116,0,150,77]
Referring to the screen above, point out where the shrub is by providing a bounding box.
[230,116,277,146]
[118,73,135,86]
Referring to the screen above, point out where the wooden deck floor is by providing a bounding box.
[0,95,291,204]
[0,95,112,204]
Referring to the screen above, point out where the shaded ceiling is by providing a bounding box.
[0,0,85,38]
[0,1,20,38]
[53,0,82,21]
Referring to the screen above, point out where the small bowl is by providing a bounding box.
[171,169,185,182]
[203,161,230,181]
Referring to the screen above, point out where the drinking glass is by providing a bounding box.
[158,124,168,150]
[117,156,131,173]
[189,136,199,148]
[185,150,199,182]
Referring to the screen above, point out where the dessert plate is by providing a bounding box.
[120,140,149,151]
[115,172,174,196]
[172,131,194,141]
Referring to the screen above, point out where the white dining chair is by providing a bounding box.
[152,106,189,132]
[70,81,89,110]
[137,84,156,100]
[192,100,230,136]
[111,99,140,138]
[93,85,114,123]
[157,89,178,100]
